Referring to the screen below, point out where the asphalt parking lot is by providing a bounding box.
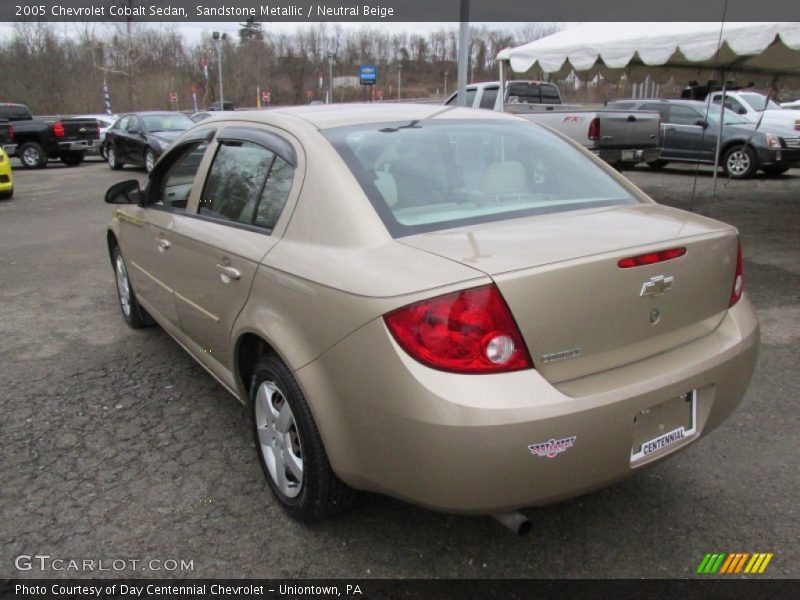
[1,157,798,579]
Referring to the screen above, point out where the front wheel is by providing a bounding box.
[144,149,157,173]
[251,354,356,522]
[107,145,123,170]
[112,245,154,329]
[723,146,758,179]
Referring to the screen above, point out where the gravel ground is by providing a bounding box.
[1,158,797,579]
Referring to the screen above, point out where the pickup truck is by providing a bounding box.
[705,91,800,132]
[0,103,101,168]
[446,81,662,167]
[0,119,15,156]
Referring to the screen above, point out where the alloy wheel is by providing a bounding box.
[115,255,131,317]
[726,151,751,177]
[22,146,40,167]
[254,380,304,498]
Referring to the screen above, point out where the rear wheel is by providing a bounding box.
[60,151,84,166]
[107,146,123,170]
[647,159,668,170]
[251,354,356,521]
[723,146,758,179]
[112,245,154,329]
[144,149,157,173]
[19,142,47,169]
[762,165,790,177]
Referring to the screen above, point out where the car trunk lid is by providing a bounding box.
[400,204,738,384]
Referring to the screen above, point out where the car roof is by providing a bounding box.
[608,98,711,109]
[200,103,520,130]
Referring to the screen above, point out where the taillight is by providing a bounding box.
[384,284,532,374]
[618,247,686,268]
[729,240,744,307]
[7,124,13,141]
[53,122,65,138]
[588,117,600,141]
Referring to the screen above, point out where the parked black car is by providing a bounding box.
[104,112,194,172]
[0,103,100,168]
[607,98,800,178]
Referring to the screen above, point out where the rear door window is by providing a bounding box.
[668,105,702,125]
[479,87,499,110]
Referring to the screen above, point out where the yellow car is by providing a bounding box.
[0,148,13,199]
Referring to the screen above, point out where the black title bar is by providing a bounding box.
[5,0,800,22]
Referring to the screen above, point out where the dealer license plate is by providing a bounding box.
[621,149,643,162]
[631,390,696,463]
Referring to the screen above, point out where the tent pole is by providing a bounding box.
[456,1,470,107]
[712,74,727,196]
[498,58,505,112]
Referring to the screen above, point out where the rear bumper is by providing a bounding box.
[297,296,759,514]
[57,139,101,152]
[3,143,16,155]
[596,147,662,164]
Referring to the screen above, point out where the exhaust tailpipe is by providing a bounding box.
[493,511,532,535]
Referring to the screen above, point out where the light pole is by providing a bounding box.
[327,52,336,104]
[212,31,228,107]
[397,61,402,101]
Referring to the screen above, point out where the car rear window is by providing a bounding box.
[322,120,639,237]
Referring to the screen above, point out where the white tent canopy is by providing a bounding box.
[498,22,800,87]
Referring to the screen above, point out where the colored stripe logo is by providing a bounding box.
[696,552,773,574]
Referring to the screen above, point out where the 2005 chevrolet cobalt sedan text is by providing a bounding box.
[105,104,758,524]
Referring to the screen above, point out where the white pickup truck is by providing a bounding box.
[708,91,800,132]
[446,80,662,167]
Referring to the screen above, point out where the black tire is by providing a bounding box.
[144,149,157,173]
[0,188,12,200]
[111,245,154,329]
[60,151,85,166]
[647,159,668,170]
[722,145,758,179]
[762,165,790,177]
[18,142,47,169]
[107,145,123,170]
[250,354,356,522]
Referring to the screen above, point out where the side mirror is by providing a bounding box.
[694,118,709,129]
[105,179,141,204]
[127,126,141,135]
[738,107,747,115]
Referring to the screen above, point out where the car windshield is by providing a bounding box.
[322,119,639,237]
[704,107,749,125]
[141,113,193,132]
[739,93,781,111]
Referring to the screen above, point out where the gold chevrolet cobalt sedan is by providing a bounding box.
[105,104,758,527]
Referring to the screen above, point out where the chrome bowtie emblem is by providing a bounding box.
[79,127,86,133]
[640,275,674,298]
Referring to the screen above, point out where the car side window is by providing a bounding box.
[479,87,499,110]
[126,116,142,132]
[149,141,209,211]
[199,141,276,226]
[116,116,130,131]
[254,156,294,230]
[642,103,670,121]
[668,106,702,125]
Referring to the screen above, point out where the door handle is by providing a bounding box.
[216,264,241,282]
[157,238,171,252]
